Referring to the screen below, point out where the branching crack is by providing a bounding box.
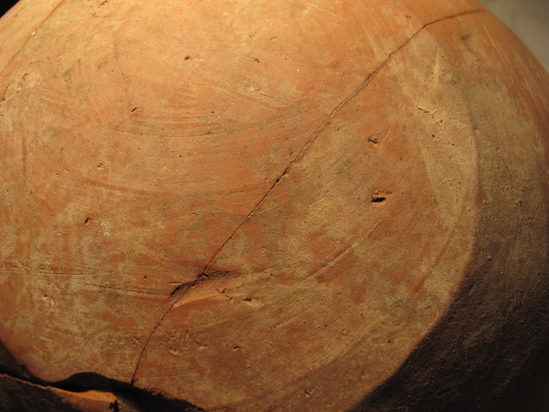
[130,8,486,388]
[130,281,194,386]
[130,271,230,385]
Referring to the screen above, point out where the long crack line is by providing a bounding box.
[200,8,486,274]
[130,280,197,386]
[130,8,487,386]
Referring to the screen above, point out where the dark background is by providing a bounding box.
[1,1,18,18]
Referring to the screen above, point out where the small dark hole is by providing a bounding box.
[184,55,191,60]
[371,196,386,203]
[84,217,91,224]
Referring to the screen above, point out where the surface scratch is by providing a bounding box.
[83,283,169,297]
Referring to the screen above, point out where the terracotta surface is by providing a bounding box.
[0,0,548,411]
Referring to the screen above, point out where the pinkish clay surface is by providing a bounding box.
[0,0,548,411]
